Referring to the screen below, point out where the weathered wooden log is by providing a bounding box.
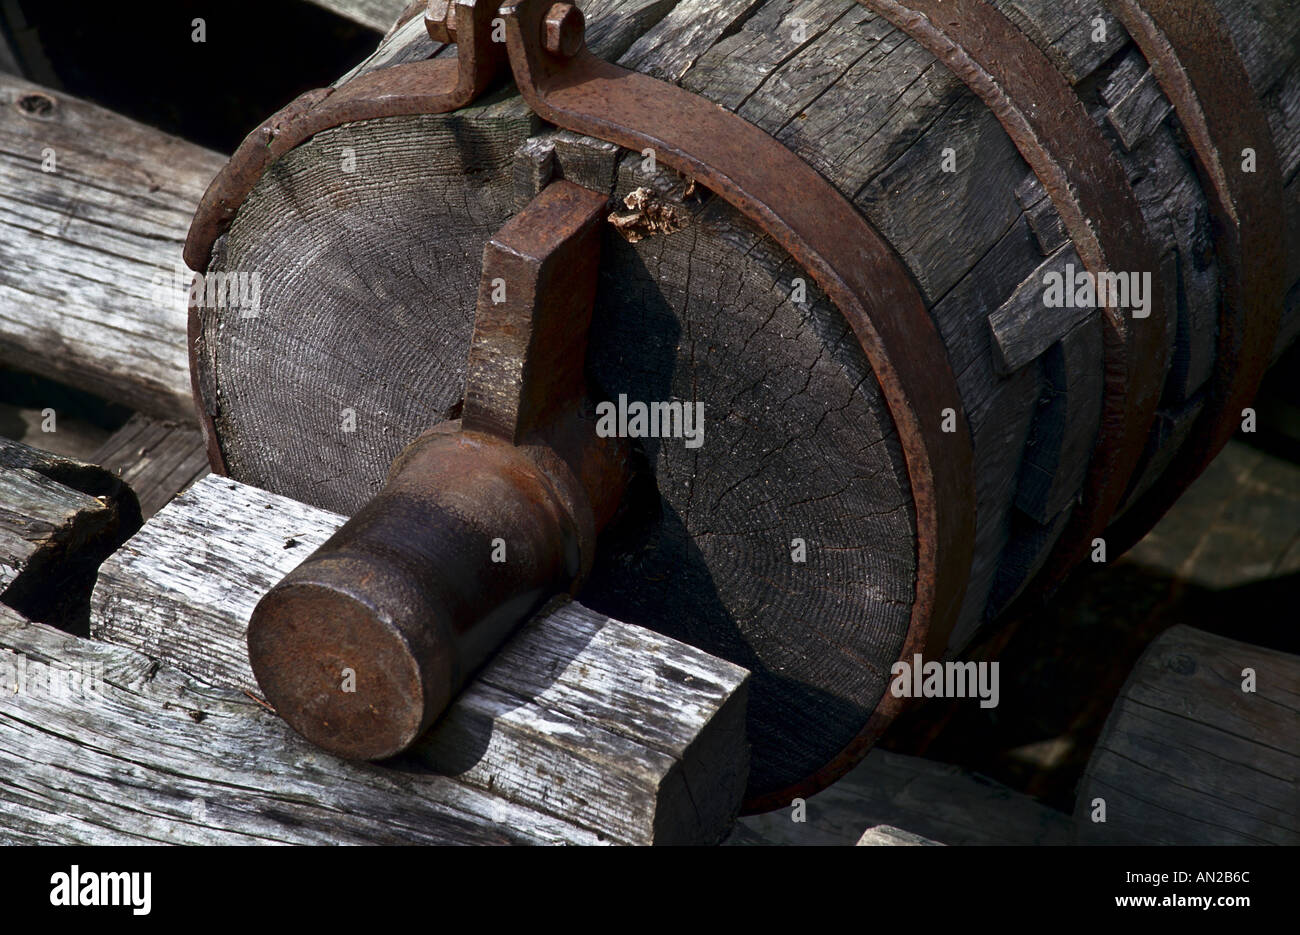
[0,603,606,844]
[189,0,1300,807]
[855,825,943,846]
[304,0,415,32]
[0,437,140,631]
[1074,625,1299,845]
[730,747,1070,845]
[0,74,224,420]
[87,473,750,845]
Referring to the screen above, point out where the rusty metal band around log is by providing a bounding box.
[498,0,977,812]
[186,0,982,808]
[857,0,1170,594]
[1102,0,1286,551]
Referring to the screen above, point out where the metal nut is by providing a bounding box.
[542,2,585,58]
[425,0,456,44]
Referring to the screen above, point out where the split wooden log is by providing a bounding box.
[197,0,1300,803]
[88,473,750,845]
[89,414,209,519]
[1075,625,1299,845]
[0,74,224,420]
[0,437,140,632]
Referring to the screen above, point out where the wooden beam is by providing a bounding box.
[0,468,114,592]
[1075,625,1300,845]
[89,414,209,519]
[0,75,225,420]
[88,474,750,844]
[301,0,413,32]
[0,603,607,845]
[856,825,943,846]
[730,748,1071,845]
[0,437,140,631]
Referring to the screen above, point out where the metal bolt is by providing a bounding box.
[543,2,584,58]
[425,0,457,44]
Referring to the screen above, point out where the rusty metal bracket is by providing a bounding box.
[1102,0,1286,550]
[500,0,977,810]
[246,179,629,761]
[854,0,1171,596]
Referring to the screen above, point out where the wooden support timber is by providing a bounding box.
[0,472,751,845]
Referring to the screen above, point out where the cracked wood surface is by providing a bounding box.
[80,473,749,844]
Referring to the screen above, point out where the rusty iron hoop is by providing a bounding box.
[1101,0,1286,552]
[856,0,1171,600]
[499,0,977,812]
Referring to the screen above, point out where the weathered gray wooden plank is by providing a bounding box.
[926,219,1053,648]
[1075,625,1300,845]
[730,748,1071,845]
[1106,67,1174,153]
[856,824,943,845]
[988,0,1127,85]
[0,468,113,592]
[619,0,767,81]
[1014,313,1105,524]
[1015,173,1069,256]
[988,244,1094,376]
[91,475,338,687]
[303,0,412,32]
[1122,130,1219,403]
[0,75,225,420]
[1100,48,1171,153]
[89,414,210,519]
[0,604,604,845]
[89,474,750,844]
